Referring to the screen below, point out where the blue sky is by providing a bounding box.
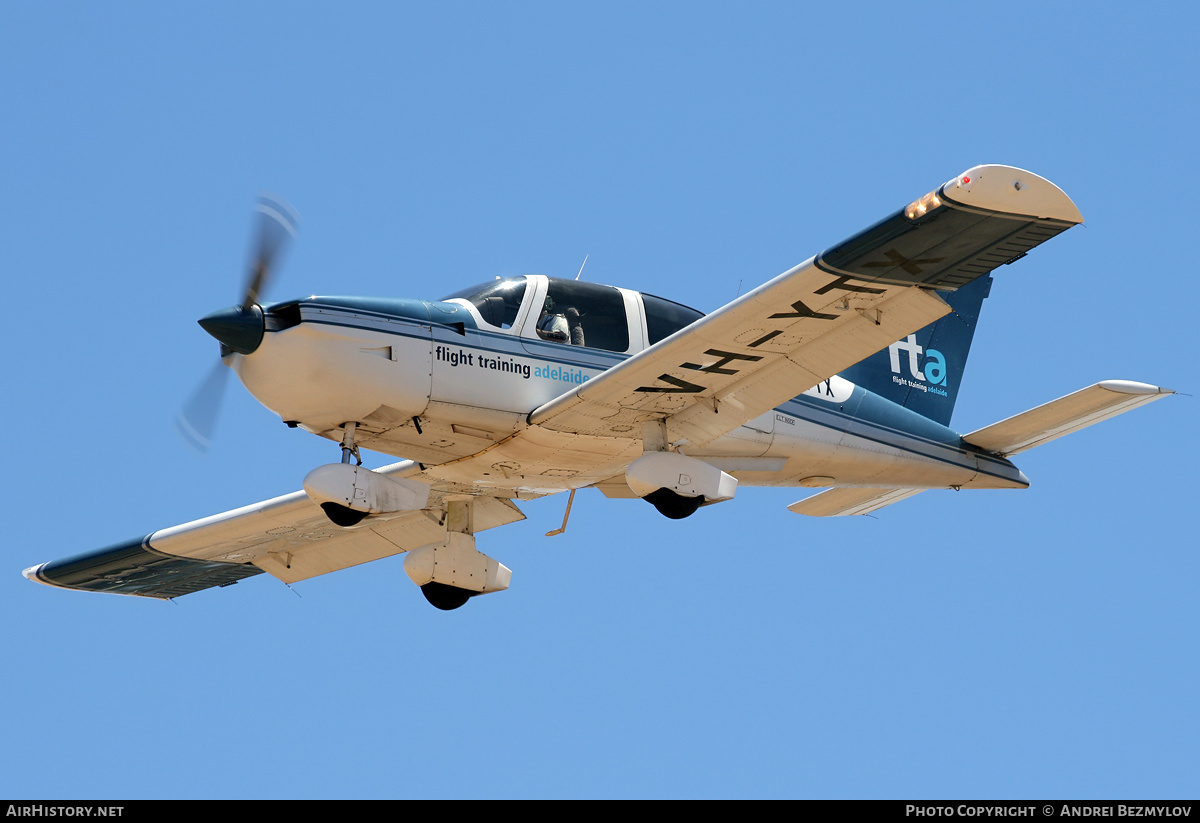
[2,2,1196,799]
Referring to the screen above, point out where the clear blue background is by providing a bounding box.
[2,1,1195,799]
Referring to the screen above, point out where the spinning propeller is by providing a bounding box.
[176,195,299,453]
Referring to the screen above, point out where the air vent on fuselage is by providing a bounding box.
[264,301,303,332]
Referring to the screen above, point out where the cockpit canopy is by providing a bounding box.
[443,275,704,354]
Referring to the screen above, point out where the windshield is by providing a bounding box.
[441,276,528,329]
[642,292,704,345]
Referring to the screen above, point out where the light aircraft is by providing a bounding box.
[23,165,1172,610]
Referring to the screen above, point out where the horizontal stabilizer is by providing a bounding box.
[962,380,1173,457]
[787,487,923,517]
[789,380,1172,517]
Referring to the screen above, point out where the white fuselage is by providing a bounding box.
[233,276,1027,497]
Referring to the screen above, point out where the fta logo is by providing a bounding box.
[888,334,947,386]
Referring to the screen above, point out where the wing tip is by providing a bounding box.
[1096,380,1175,397]
[942,164,1084,224]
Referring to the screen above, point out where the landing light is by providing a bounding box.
[905,189,943,220]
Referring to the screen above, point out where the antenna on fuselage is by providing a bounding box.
[575,254,589,281]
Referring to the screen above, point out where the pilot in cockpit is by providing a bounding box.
[536,298,585,347]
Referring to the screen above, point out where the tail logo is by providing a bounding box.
[889,334,948,388]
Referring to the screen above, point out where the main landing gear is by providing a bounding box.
[625,430,738,520]
[302,423,511,611]
[642,487,706,520]
[403,498,512,610]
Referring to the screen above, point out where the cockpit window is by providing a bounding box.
[442,276,528,329]
[535,280,629,353]
[643,292,704,345]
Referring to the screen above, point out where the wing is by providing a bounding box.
[23,461,524,599]
[530,165,1083,448]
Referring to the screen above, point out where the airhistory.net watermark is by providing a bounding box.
[6,807,123,817]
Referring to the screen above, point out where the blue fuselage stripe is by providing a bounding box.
[294,305,1013,480]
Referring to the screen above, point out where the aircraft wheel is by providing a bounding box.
[320,502,367,527]
[421,582,473,610]
[643,488,704,520]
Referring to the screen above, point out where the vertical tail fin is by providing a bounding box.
[839,274,992,427]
